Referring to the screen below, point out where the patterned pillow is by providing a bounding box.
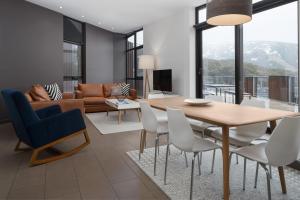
[44,83,63,100]
[119,83,130,96]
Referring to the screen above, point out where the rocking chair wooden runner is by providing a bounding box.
[2,89,90,166]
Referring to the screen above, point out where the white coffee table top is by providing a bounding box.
[105,99,140,110]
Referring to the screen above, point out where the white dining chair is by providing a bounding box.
[189,95,224,134]
[230,116,300,200]
[164,108,221,200]
[139,102,188,176]
[209,98,269,189]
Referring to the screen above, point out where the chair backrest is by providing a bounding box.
[266,116,300,166]
[167,108,195,152]
[236,98,268,138]
[139,101,158,133]
[205,95,224,102]
[241,98,266,108]
[1,89,39,146]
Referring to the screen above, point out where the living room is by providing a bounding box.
[1,0,300,199]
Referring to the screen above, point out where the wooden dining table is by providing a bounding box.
[140,97,298,200]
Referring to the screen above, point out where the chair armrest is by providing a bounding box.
[75,90,83,99]
[35,105,62,119]
[62,92,74,99]
[30,99,84,114]
[130,89,137,99]
[27,109,86,148]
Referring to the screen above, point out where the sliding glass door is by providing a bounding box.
[243,1,298,111]
[195,0,299,111]
[202,26,235,103]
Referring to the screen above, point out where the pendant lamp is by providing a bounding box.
[206,0,253,26]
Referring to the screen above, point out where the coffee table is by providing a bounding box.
[105,99,141,124]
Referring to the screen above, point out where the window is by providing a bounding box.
[63,17,85,92]
[126,29,143,97]
[197,6,207,24]
[195,0,299,111]
[243,2,298,111]
[202,26,235,103]
[63,43,82,92]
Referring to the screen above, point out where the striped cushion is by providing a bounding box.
[44,83,63,101]
[119,83,130,96]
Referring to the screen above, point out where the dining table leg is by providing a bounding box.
[270,120,287,194]
[222,126,230,200]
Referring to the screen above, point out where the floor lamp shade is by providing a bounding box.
[138,55,155,69]
[207,0,252,26]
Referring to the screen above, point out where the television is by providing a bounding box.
[153,69,172,92]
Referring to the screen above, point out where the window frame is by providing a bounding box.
[195,0,298,106]
[125,28,144,90]
[63,16,86,91]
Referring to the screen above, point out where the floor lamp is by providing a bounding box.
[138,55,155,99]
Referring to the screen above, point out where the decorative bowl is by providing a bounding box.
[184,98,211,106]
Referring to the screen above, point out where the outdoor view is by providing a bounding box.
[202,2,298,111]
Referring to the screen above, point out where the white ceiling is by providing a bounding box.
[26,0,206,34]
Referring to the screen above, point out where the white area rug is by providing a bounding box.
[127,145,300,200]
[86,111,143,134]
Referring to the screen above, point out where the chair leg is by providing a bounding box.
[211,139,217,173]
[154,135,159,176]
[197,153,201,176]
[139,130,144,160]
[30,129,90,166]
[190,153,197,200]
[260,163,272,200]
[269,165,272,179]
[164,144,170,185]
[243,158,247,191]
[184,152,188,168]
[254,162,259,188]
[157,135,160,155]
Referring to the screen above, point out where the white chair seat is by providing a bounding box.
[191,137,221,152]
[211,128,256,147]
[232,143,268,164]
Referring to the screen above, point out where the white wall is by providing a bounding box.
[143,8,196,97]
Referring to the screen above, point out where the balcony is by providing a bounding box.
[204,75,299,112]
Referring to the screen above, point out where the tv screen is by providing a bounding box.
[153,69,172,92]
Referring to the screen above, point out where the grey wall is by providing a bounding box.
[86,24,115,83]
[0,0,126,122]
[0,0,63,122]
[113,33,126,83]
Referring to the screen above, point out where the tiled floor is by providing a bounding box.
[0,117,169,200]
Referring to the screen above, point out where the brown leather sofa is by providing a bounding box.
[25,85,84,114]
[75,83,137,113]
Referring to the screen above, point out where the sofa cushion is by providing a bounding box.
[24,92,33,102]
[78,84,104,97]
[103,83,119,97]
[30,84,51,101]
[111,86,123,96]
[83,97,106,105]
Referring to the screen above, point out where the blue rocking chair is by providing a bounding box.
[1,89,90,166]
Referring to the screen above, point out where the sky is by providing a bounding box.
[203,1,298,45]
